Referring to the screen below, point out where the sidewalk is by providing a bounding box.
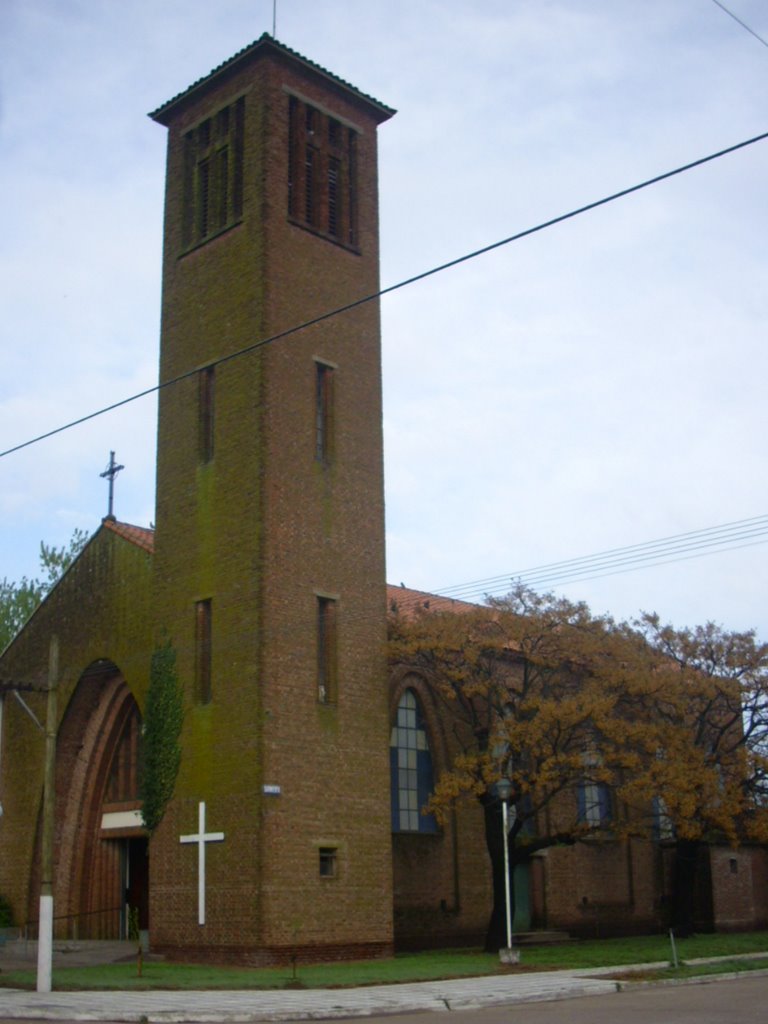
[0,940,765,1023]
[0,972,621,1022]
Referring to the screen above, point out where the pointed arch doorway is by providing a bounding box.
[44,660,148,940]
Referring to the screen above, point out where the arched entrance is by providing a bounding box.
[39,661,148,940]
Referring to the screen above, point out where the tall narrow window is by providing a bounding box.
[390,689,438,833]
[346,131,358,247]
[215,147,229,230]
[317,596,338,703]
[198,365,215,463]
[105,703,142,804]
[577,780,612,826]
[577,751,612,827]
[328,157,340,237]
[195,599,212,704]
[304,147,316,225]
[315,361,335,464]
[197,157,211,238]
[652,796,675,841]
[182,96,245,249]
[287,95,358,248]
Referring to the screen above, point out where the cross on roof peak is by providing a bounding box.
[100,451,124,521]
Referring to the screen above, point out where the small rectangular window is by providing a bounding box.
[319,847,337,878]
[195,599,212,704]
[315,362,334,464]
[317,596,338,703]
[198,365,215,463]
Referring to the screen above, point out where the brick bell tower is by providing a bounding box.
[149,36,395,962]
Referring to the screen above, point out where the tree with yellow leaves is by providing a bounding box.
[388,584,768,947]
[388,583,650,952]
[622,614,768,935]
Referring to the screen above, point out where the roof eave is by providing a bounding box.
[149,33,396,127]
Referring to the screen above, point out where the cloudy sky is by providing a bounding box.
[1,0,766,637]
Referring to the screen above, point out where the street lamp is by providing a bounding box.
[495,777,518,963]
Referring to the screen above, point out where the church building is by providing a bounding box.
[1,36,766,965]
[0,35,396,964]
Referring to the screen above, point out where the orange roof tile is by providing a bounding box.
[101,519,155,554]
[386,583,478,619]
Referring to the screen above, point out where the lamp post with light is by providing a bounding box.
[495,777,519,963]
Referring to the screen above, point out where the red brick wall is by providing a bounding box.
[711,846,768,931]
[150,41,394,958]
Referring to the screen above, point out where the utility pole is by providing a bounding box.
[36,636,58,994]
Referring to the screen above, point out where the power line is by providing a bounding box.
[435,514,768,597]
[402,514,768,608]
[2,127,768,460]
[4,511,765,673]
[711,0,768,50]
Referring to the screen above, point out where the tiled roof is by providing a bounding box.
[149,33,396,125]
[386,583,479,619]
[102,519,155,554]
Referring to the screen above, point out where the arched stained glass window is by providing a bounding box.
[390,689,438,833]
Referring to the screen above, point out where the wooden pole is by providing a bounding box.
[36,636,58,993]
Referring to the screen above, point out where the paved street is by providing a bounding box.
[361,974,768,1024]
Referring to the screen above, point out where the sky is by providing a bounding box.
[1,0,766,638]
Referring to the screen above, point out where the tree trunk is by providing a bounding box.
[481,796,516,953]
[669,838,701,937]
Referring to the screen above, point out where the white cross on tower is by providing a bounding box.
[179,801,225,926]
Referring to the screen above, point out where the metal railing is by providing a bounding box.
[21,905,124,942]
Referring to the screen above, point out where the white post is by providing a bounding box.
[36,894,53,991]
[37,637,58,993]
[502,797,512,951]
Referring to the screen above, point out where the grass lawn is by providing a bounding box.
[607,956,768,982]
[1,931,767,991]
